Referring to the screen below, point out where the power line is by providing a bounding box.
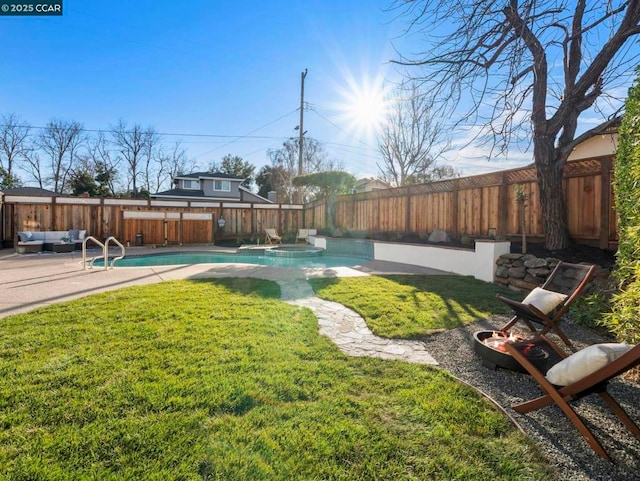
[193,108,300,159]
[1,108,299,143]
[306,106,368,148]
[0,123,287,140]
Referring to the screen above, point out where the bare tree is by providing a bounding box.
[140,129,161,195]
[0,113,30,187]
[390,0,640,249]
[155,141,193,192]
[22,151,44,188]
[377,83,452,186]
[110,120,156,197]
[267,137,336,202]
[37,119,84,193]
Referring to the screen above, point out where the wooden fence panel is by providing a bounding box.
[182,219,213,244]
[1,156,617,250]
[566,174,601,240]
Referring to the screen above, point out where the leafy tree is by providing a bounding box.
[67,165,99,196]
[378,83,453,186]
[209,154,255,189]
[86,133,119,196]
[604,70,640,343]
[67,156,116,197]
[390,0,640,249]
[293,171,355,228]
[255,164,288,200]
[0,166,22,189]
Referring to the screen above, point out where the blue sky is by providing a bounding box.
[0,1,556,184]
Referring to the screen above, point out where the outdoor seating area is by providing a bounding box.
[16,229,87,254]
[505,335,640,461]
[496,262,597,347]
[295,228,310,244]
[469,261,640,460]
[265,228,282,244]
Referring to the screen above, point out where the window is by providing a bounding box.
[183,179,199,190]
[214,180,231,192]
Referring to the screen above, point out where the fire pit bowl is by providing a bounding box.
[473,331,549,373]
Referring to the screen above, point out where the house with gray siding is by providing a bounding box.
[151,172,271,203]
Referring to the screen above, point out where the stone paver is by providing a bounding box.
[278,279,438,365]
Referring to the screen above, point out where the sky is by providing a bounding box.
[0,0,621,188]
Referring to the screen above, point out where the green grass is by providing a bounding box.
[0,278,551,480]
[309,275,520,338]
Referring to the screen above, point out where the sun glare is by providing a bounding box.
[345,86,388,132]
[334,73,389,139]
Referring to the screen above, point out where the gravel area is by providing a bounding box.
[421,317,640,481]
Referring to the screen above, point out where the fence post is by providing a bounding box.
[405,190,411,234]
[451,179,459,237]
[600,156,612,249]
[51,196,57,230]
[499,172,509,239]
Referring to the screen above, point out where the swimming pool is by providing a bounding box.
[103,252,370,268]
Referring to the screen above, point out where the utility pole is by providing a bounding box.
[298,69,307,177]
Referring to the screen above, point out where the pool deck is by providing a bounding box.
[0,245,448,319]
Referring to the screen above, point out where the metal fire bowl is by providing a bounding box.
[473,330,549,374]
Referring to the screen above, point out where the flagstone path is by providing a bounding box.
[277,279,438,365]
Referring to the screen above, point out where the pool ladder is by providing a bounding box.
[82,236,126,270]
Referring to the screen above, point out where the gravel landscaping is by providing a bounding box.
[421,316,640,481]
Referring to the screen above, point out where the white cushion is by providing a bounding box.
[78,230,87,240]
[546,343,633,386]
[522,287,567,314]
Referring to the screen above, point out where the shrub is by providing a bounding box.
[602,68,640,343]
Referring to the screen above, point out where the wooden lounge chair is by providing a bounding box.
[504,335,640,460]
[265,228,282,245]
[295,229,309,244]
[497,262,597,347]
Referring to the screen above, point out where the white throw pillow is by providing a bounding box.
[522,287,567,314]
[78,230,87,240]
[546,343,633,386]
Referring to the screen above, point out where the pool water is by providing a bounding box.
[104,252,369,268]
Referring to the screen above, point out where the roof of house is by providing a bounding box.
[355,177,389,187]
[153,188,206,198]
[151,186,272,203]
[175,171,244,181]
[0,187,59,197]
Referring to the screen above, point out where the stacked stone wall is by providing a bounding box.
[494,254,562,291]
[494,253,610,293]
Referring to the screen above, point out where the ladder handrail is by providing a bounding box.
[82,236,106,270]
[105,236,126,269]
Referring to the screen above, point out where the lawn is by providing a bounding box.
[309,275,520,338]
[0,278,551,480]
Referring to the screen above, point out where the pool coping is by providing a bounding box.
[0,246,449,319]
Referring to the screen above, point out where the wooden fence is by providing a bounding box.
[0,155,617,250]
[304,156,617,250]
[1,196,303,247]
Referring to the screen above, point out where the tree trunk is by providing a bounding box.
[534,136,570,250]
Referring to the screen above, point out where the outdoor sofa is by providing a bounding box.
[17,229,87,254]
